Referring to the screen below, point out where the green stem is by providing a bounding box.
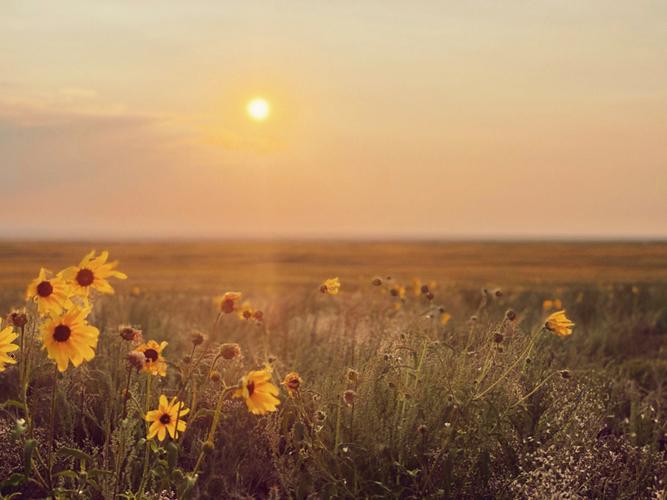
[510,371,558,408]
[473,327,544,401]
[46,365,58,495]
[137,375,153,497]
[192,386,236,476]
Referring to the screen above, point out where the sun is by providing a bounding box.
[246,97,270,121]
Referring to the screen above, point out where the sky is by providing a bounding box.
[1,1,666,240]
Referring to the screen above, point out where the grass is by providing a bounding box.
[0,241,666,499]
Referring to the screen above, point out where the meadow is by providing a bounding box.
[0,241,666,499]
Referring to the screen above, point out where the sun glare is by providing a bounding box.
[247,97,270,121]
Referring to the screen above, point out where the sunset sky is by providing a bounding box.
[2,1,666,239]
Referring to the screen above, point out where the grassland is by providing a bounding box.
[0,241,666,499]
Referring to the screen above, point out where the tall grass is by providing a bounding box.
[1,272,666,498]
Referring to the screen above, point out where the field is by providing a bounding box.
[0,241,666,499]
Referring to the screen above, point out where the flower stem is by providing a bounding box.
[473,327,543,401]
[46,364,58,494]
[137,375,152,496]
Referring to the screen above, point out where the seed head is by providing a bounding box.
[505,309,517,321]
[371,277,383,286]
[346,368,359,383]
[119,325,141,342]
[7,309,28,328]
[127,350,145,371]
[314,410,327,422]
[342,389,357,407]
[560,369,571,379]
[190,331,205,346]
[219,343,241,360]
[209,370,221,382]
[493,332,504,344]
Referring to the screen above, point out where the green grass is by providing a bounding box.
[0,242,666,498]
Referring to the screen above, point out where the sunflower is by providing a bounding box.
[25,268,72,317]
[281,371,303,397]
[220,292,242,314]
[545,310,574,337]
[145,395,189,441]
[62,250,127,298]
[0,325,19,372]
[136,340,168,376]
[41,307,99,372]
[234,365,280,415]
[320,277,341,295]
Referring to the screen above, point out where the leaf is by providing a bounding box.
[54,470,79,480]
[0,400,26,412]
[23,439,36,475]
[0,473,26,489]
[166,441,178,470]
[88,469,113,478]
[56,447,93,463]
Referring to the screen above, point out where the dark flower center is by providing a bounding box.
[247,380,255,397]
[37,281,54,297]
[144,348,158,362]
[76,268,95,287]
[159,413,171,424]
[53,325,71,342]
[222,299,235,314]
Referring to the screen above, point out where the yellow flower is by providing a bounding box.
[390,284,406,300]
[237,301,255,320]
[62,250,127,297]
[545,310,574,337]
[220,291,242,314]
[320,277,341,295]
[281,371,303,397]
[0,325,19,372]
[136,340,168,377]
[41,307,99,372]
[145,395,189,441]
[412,278,422,297]
[440,312,452,326]
[542,298,562,311]
[234,365,281,415]
[25,268,72,317]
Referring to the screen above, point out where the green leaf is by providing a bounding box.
[23,439,36,475]
[0,473,26,489]
[0,400,26,412]
[56,447,93,463]
[166,441,178,470]
[88,469,113,478]
[54,470,79,480]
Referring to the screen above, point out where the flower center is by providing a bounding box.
[144,348,158,362]
[222,299,235,314]
[53,325,71,342]
[36,280,54,297]
[76,268,95,287]
[159,413,171,424]
[247,380,255,397]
